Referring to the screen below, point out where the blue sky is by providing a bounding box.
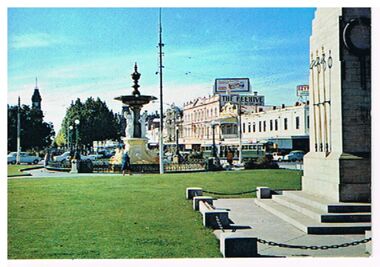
[8,8,315,132]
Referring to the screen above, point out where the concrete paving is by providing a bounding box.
[9,167,126,179]
[212,198,370,257]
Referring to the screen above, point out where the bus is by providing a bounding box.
[201,142,269,160]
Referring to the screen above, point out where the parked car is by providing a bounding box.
[53,151,71,162]
[283,150,305,162]
[272,152,285,161]
[7,152,41,165]
[82,154,102,161]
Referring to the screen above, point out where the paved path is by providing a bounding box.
[213,198,369,257]
[9,168,127,179]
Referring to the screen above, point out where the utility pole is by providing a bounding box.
[16,96,21,164]
[238,98,243,165]
[158,8,164,174]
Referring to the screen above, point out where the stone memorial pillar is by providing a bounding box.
[303,8,371,202]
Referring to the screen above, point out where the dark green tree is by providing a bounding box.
[61,97,120,149]
[7,104,55,152]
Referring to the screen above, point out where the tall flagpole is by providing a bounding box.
[16,96,21,164]
[158,8,164,174]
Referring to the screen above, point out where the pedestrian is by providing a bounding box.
[121,150,132,176]
[226,149,233,166]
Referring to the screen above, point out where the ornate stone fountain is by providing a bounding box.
[114,63,158,164]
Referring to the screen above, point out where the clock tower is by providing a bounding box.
[31,77,42,111]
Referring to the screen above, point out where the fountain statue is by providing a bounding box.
[114,63,159,164]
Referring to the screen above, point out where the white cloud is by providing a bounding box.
[10,32,72,49]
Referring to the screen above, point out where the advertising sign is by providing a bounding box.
[214,78,250,94]
[220,94,265,107]
[296,85,309,97]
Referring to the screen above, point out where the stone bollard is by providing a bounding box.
[70,159,79,174]
[220,232,258,257]
[193,196,213,211]
[365,230,371,255]
[186,187,203,199]
[203,210,229,229]
[256,187,271,199]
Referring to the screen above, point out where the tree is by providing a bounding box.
[54,129,66,148]
[60,97,120,149]
[7,104,55,152]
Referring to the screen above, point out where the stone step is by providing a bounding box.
[282,191,371,213]
[254,199,371,235]
[272,195,371,223]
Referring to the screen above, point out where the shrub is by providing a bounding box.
[244,157,279,170]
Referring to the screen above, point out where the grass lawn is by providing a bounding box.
[8,169,301,259]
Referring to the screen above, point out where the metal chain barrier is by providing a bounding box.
[215,215,225,233]
[257,237,371,250]
[202,189,258,196]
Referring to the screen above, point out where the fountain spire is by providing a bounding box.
[131,62,141,96]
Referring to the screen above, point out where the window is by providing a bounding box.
[242,123,246,133]
[270,120,273,131]
[295,116,300,129]
[307,115,310,129]
[259,121,262,132]
[248,122,251,132]
[253,122,256,132]
[284,118,288,130]
[275,119,278,131]
[263,121,266,132]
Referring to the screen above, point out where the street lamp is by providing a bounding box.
[74,119,80,159]
[175,125,179,156]
[238,97,243,165]
[211,120,217,158]
[69,125,74,155]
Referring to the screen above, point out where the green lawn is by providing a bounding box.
[8,169,301,259]
[7,165,31,176]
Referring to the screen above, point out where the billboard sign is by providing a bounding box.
[214,78,250,94]
[220,94,265,107]
[296,85,309,97]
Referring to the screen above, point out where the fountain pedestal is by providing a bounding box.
[123,138,158,164]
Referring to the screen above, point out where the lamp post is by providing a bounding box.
[238,97,243,165]
[211,120,217,158]
[69,125,74,156]
[74,119,80,159]
[16,96,21,164]
[175,125,179,156]
[66,125,70,151]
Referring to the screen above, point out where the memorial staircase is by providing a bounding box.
[255,190,371,235]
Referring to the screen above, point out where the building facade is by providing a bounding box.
[241,102,310,152]
[180,92,268,150]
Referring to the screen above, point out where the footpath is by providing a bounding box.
[212,198,369,257]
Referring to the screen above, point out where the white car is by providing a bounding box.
[53,152,101,162]
[81,154,102,161]
[53,151,71,162]
[7,152,41,165]
[272,152,285,161]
